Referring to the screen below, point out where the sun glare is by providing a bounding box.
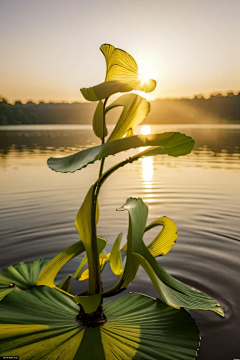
[139,125,151,150]
[138,73,150,86]
[141,125,151,135]
[141,157,154,183]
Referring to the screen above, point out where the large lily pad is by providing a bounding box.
[0,287,199,359]
[0,259,49,301]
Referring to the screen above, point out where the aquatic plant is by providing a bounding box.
[0,44,224,359]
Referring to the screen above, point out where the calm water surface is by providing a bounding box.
[0,124,240,360]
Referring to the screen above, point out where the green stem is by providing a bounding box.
[93,157,137,297]
[98,97,108,179]
[90,189,101,294]
[73,254,87,279]
[98,158,105,179]
[89,96,109,294]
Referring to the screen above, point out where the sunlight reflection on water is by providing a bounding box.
[0,124,240,360]
[139,125,154,183]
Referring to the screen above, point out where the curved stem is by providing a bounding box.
[92,156,137,297]
[98,158,105,179]
[98,97,109,178]
[90,193,101,294]
[90,96,109,294]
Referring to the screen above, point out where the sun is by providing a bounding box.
[140,125,151,135]
[137,66,155,100]
[138,73,151,86]
[137,61,155,85]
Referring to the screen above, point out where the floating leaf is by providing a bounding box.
[0,259,49,301]
[0,284,15,301]
[0,287,86,359]
[105,94,150,141]
[34,238,104,312]
[0,287,199,359]
[100,292,199,360]
[47,132,195,173]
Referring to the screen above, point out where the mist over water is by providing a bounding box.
[0,124,240,360]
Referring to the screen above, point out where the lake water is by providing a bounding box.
[0,124,240,360]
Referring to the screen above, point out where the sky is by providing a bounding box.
[1,0,240,103]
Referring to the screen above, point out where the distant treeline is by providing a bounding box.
[1,92,240,125]
[0,98,37,125]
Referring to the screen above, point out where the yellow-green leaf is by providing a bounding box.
[73,293,101,314]
[0,287,200,360]
[93,101,108,139]
[116,197,224,316]
[0,259,49,301]
[36,241,85,289]
[133,252,224,316]
[103,198,148,296]
[73,236,107,279]
[47,132,195,173]
[0,287,86,359]
[79,252,109,282]
[146,217,178,257]
[57,274,72,292]
[105,94,150,141]
[81,81,133,101]
[0,285,15,301]
[74,185,101,294]
[100,43,157,93]
[126,128,133,137]
[109,233,124,276]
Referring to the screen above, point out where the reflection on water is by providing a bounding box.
[0,124,240,360]
[140,125,154,183]
[141,157,154,182]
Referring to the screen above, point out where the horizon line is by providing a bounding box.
[1,90,240,105]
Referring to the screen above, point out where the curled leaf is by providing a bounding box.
[105,94,150,141]
[36,241,85,290]
[146,217,178,257]
[104,197,224,316]
[101,43,157,93]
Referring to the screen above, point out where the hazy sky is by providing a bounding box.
[1,0,240,103]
